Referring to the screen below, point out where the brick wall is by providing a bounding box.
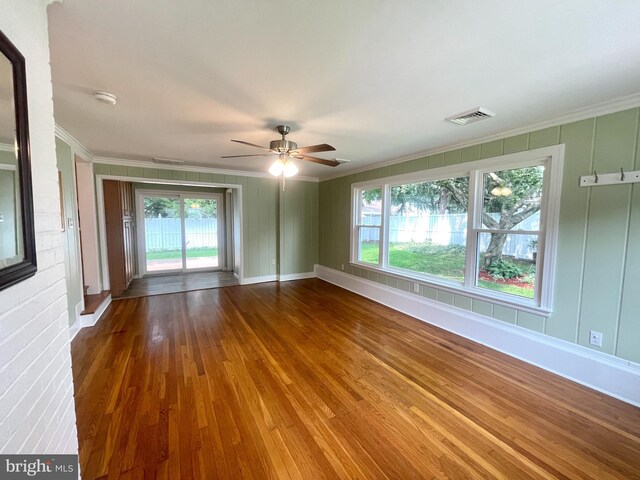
[0,0,78,455]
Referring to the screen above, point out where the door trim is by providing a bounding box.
[96,175,244,289]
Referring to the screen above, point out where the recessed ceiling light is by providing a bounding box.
[94,90,117,105]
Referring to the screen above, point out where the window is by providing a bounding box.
[475,166,544,300]
[355,187,382,264]
[388,177,469,282]
[350,146,564,313]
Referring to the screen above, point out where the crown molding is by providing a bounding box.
[93,156,320,183]
[54,124,94,162]
[53,124,319,182]
[320,93,640,182]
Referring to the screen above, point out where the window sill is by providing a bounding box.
[350,261,552,317]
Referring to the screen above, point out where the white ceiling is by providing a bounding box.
[47,0,640,179]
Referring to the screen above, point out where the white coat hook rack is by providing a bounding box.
[580,167,640,187]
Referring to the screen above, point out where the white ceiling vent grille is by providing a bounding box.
[153,157,184,166]
[446,107,495,125]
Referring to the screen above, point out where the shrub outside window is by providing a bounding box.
[350,146,564,314]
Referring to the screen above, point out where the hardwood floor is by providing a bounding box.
[71,279,640,479]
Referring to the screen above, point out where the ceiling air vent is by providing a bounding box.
[446,107,495,126]
[153,157,184,166]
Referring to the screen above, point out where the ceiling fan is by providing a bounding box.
[222,125,340,177]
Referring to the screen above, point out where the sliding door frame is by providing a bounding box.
[135,189,225,276]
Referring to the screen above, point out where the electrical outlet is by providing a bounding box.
[413,282,420,293]
[271,258,276,265]
[341,264,345,271]
[589,330,603,347]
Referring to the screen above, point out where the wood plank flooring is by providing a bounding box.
[71,279,640,479]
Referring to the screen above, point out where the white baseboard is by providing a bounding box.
[75,301,83,323]
[75,294,112,339]
[240,274,278,285]
[315,265,640,407]
[278,271,316,282]
[69,321,81,342]
[240,271,316,285]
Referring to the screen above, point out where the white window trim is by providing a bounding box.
[350,145,565,315]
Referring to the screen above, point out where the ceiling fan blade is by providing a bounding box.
[230,139,272,151]
[291,143,336,155]
[295,155,340,167]
[221,153,274,158]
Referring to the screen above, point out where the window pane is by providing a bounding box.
[388,177,469,282]
[143,196,182,272]
[360,188,382,225]
[482,165,544,231]
[477,232,537,299]
[358,227,380,264]
[184,198,218,270]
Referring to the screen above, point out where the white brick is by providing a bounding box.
[0,0,78,456]
[6,352,70,451]
[0,316,67,394]
[0,342,69,444]
[0,264,65,314]
[43,396,78,454]
[0,289,63,348]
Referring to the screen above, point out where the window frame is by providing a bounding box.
[352,186,384,265]
[350,145,564,315]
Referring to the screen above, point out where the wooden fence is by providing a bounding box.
[361,213,539,260]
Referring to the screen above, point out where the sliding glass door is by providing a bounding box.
[140,192,223,275]
[184,198,218,269]
[143,195,182,273]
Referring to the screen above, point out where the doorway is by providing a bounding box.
[137,191,224,275]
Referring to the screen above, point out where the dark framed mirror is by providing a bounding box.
[0,29,36,291]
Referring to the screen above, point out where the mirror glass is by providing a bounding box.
[0,49,23,268]
[0,28,36,291]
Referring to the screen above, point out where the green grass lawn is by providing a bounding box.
[360,242,534,298]
[146,247,218,260]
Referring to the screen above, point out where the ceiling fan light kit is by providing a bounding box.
[222,124,339,178]
[268,154,299,178]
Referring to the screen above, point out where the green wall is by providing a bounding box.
[0,150,15,165]
[0,150,19,261]
[56,138,83,325]
[280,180,319,275]
[319,108,640,363]
[94,164,318,278]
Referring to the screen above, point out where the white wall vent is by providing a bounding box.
[446,107,495,125]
